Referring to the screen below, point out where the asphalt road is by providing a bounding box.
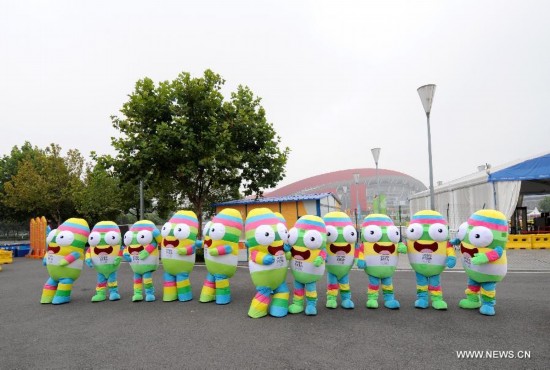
[1,258,549,369]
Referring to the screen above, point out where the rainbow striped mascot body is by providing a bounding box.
[405,210,456,310]
[199,208,243,305]
[323,211,357,309]
[160,210,200,302]
[451,209,508,316]
[85,221,123,302]
[288,215,327,316]
[41,218,90,304]
[123,220,161,302]
[358,214,406,309]
[245,208,290,318]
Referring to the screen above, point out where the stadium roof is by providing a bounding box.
[213,192,340,207]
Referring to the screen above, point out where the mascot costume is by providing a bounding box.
[323,211,357,309]
[85,221,123,302]
[199,208,243,305]
[123,220,161,302]
[160,210,200,302]
[245,208,290,318]
[358,214,406,309]
[406,210,456,309]
[41,218,90,304]
[451,209,508,316]
[288,215,327,316]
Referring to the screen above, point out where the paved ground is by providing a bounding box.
[1,251,550,369]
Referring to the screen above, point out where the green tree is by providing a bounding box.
[539,196,550,212]
[110,69,289,231]
[3,144,85,226]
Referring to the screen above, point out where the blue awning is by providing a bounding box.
[488,153,550,182]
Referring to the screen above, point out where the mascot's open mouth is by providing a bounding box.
[48,246,60,254]
[204,239,212,248]
[291,248,311,261]
[268,245,284,255]
[414,241,438,253]
[128,246,144,254]
[373,243,395,255]
[163,239,179,248]
[94,246,113,255]
[330,244,351,255]
[461,245,478,257]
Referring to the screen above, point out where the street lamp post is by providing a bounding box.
[417,84,437,210]
[353,173,360,229]
[371,148,381,197]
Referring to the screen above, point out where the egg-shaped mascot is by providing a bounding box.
[358,214,406,309]
[123,220,161,302]
[406,210,456,310]
[323,211,357,309]
[288,215,327,316]
[41,218,90,304]
[245,208,290,318]
[450,209,508,316]
[85,221,123,302]
[199,208,243,305]
[160,211,200,302]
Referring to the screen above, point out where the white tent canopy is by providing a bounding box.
[409,151,550,231]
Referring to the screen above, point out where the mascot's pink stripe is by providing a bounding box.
[362,220,392,227]
[255,294,270,304]
[164,281,176,287]
[468,219,508,231]
[58,225,89,236]
[325,221,351,227]
[296,223,326,233]
[245,218,279,231]
[131,226,154,232]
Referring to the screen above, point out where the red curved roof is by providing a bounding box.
[268,168,419,197]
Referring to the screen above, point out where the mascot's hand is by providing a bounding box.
[357,259,366,269]
[263,254,275,265]
[449,238,461,246]
[42,257,47,266]
[139,250,149,260]
[283,244,291,253]
[446,256,456,268]
[209,247,219,256]
[123,253,131,262]
[85,258,93,268]
[114,256,121,266]
[285,251,292,261]
[59,259,69,267]
[397,242,407,254]
[176,247,187,256]
[313,256,324,267]
[472,253,489,265]
[194,240,203,249]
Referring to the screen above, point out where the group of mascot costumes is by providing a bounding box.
[40,207,509,316]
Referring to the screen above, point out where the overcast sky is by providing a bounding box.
[2,0,549,191]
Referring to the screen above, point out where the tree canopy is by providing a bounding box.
[109,69,289,229]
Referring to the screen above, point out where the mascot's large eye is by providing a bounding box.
[255,225,275,245]
[287,227,298,246]
[137,230,153,245]
[46,229,57,244]
[174,224,191,239]
[88,231,101,246]
[56,231,75,247]
[123,231,133,246]
[105,231,121,246]
[276,223,288,242]
[407,223,423,241]
[363,225,382,243]
[387,226,400,244]
[428,223,448,242]
[343,225,357,244]
[161,222,172,238]
[456,222,468,241]
[209,223,226,241]
[468,226,493,248]
[303,230,323,249]
[202,222,212,237]
[326,226,338,243]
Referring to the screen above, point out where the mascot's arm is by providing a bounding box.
[313,249,327,267]
[472,246,503,265]
[177,245,195,256]
[445,241,457,268]
[209,245,233,256]
[85,247,93,268]
[121,245,131,262]
[139,244,157,260]
[250,250,274,265]
[59,251,81,266]
[355,244,366,269]
[397,242,407,254]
